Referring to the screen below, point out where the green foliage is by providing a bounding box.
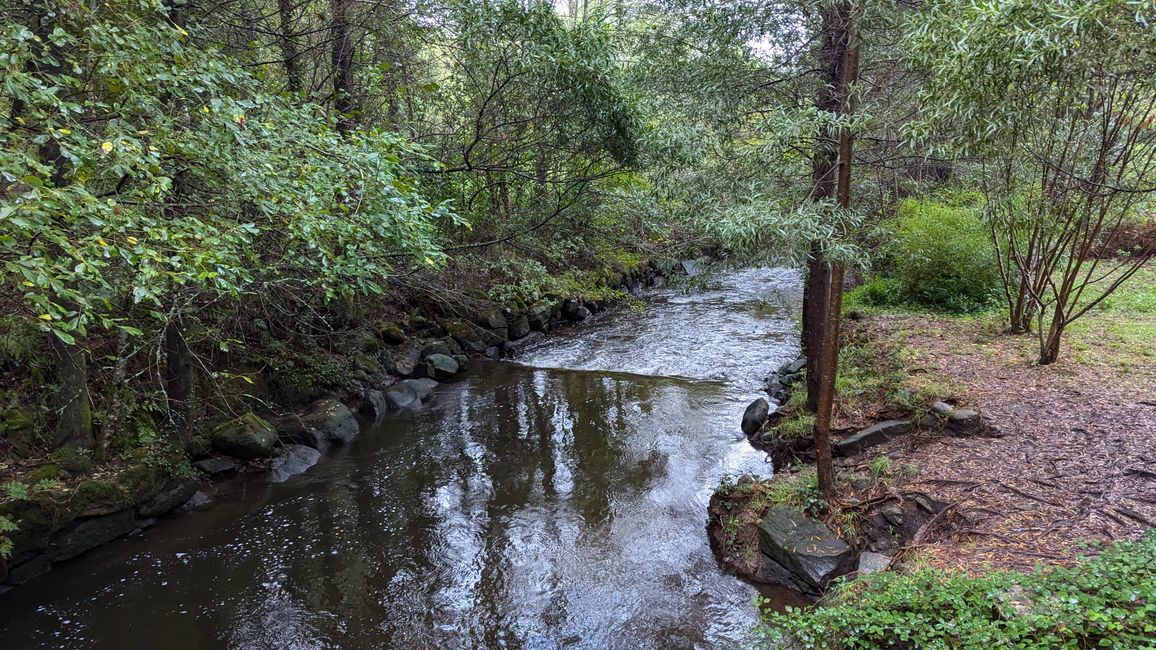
[0,514,16,558]
[757,532,1156,649]
[869,455,892,480]
[884,197,1001,313]
[763,468,822,511]
[0,0,455,347]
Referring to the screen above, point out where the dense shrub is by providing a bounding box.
[756,532,1156,649]
[860,196,1002,313]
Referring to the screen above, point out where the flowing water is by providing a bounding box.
[0,268,803,649]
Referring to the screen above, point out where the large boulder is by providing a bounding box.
[741,398,770,437]
[426,353,460,378]
[138,478,200,518]
[385,384,422,412]
[834,420,913,456]
[527,301,553,332]
[376,321,407,345]
[503,331,544,356]
[295,398,359,448]
[758,505,855,592]
[508,314,531,340]
[444,319,500,351]
[360,390,389,421]
[267,445,322,483]
[401,378,438,402]
[46,510,138,562]
[479,310,507,330]
[210,413,276,460]
[0,407,36,458]
[420,340,455,359]
[381,378,440,413]
[561,299,583,321]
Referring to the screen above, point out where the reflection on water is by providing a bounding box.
[0,268,801,649]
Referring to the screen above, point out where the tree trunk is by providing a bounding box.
[803,0,846,414]
[50,334,93,450]
[803,253,830,413]
[163,317,194,433]
[330,0,355,136]
[812,0,859,500]
[278,0,302,93]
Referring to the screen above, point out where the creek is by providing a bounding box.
[0,268,803,649]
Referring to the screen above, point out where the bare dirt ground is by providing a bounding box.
[848,311,1156,573]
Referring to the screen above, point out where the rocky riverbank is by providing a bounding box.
[0,258,696,591]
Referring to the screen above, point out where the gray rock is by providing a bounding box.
[210,413,277,460]
[479,310,507,330]
[758,505,855,590]
[779,372,802,387]
[931,401,953,416]
[527,301,553,332]
[681,259,702,277]
[6,555,51,585]
[947,409,982,434]
[503,331,544,355]
[267,445,322,483]
[834,420,913,456]
[484,346,501,359]
[858,552,891,574]
[47,510,137,562]
[291,398,360,448]
[385,384,421,412]
[881,503,905,527]
[741,398,770,437]
[443,319,493,351]
[420,340,454,359]
[137,478,199,518]
[360,390,389,420]
[573,306,591,321]
[181,491,212,511]
[391,341,423,375]
[785,358,807,375]
[411,359,436,379]
[561,299,582,320]
[508,314,531,340]
[917,414,939,428]
[452,354,470,372]
[426,353,459,378]
[401,378,438,402]
[193,457,237,475]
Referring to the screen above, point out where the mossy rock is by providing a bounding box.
[376,322,407,344]
[210,413,276,460]
[23,464,65,484]
[48,446,94,476]
[352,351,382,375]
[117,463,169,505]
[69,479,133,515]
[1,490,73,556]
[0,407,37,458]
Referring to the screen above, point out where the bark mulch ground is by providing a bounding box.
[846,312,1156,573]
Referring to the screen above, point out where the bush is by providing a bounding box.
[883,197,1001,312]
[756,532,1156,649]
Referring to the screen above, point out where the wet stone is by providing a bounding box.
[758,505,855,591]
[741,398,770,437]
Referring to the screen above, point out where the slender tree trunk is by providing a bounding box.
[812,0,859,500]
[277,0,302,93]
[163,315,194,433]
[330,0,355,136]
[50,334,93,449]
[803,0,845,414]
[803,253,830,413]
